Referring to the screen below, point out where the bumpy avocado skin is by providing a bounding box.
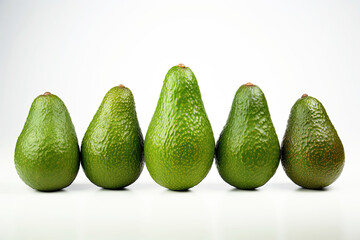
[15,94,80,191]
[215,84,280,189]
[281,96,344,189]
[81,86,144,189]
[145,65,215,191]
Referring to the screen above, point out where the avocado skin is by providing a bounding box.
[145,65,215,191]
[215,84,280,189]
[15,94,80,191]
[281,96,344,189]
[81,86,144,189]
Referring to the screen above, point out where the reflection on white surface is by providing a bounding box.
[217,189,278,239]
[1,177,359,240]
[283,189,341,240]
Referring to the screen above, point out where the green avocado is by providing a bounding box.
[145,64,215,191]
[281,94,345,189]
[215,83,280,189]
[81,85,144,189]
[14,92,80,191]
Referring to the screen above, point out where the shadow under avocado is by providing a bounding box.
[230,188,259,192]
[98,187,129,192]
[35,189,65,193]
[296,187,329,192]
[164,188,192,194]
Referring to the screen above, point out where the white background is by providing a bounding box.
[1,0,360,239]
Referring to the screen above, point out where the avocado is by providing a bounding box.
[145,64,215,191]
[14,92,80,191]
[81,85,144,189]
[215,83,280,189]
[281,94,345,189]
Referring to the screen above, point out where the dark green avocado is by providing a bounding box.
[215,83,280,189]
[14,92,80,191]
[281,94,345,189]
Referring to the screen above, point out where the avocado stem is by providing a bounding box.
[43,92,51,96]
[245,82,254,86]
[119,84,125,88]
[178,63,186,68]
[301,93,308,98]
